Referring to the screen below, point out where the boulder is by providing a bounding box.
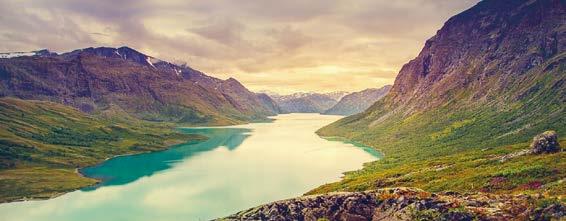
[530,131,561,154]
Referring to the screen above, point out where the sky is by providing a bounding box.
[0,0,479,94]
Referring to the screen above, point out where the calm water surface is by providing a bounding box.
[0,114,381,221]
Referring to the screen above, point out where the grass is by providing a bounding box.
[0,167,95,202]
[309,140,565,198]
[0,97,206,202]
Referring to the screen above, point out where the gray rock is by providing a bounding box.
[530,131,561,154]
[218,187,565,221]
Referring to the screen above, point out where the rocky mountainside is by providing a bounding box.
[0,46,277,125]
[386,0,565,112]
[222,187,564,221]
[270,92,347,113]
[319,0,565,157]
[324,85,391,116]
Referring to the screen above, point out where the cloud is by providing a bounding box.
[0,0,480,94]
[188,18,246,46]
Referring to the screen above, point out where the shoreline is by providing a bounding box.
[318,135,386,157]
[0,134,207,205]
[0,115,273,205]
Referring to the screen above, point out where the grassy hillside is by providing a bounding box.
[0,98,205,202]
[313,54,565,197]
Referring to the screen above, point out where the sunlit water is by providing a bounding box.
[0,114,381,221]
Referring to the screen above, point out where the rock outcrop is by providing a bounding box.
[221,188,565,221]
[530,131,561,154]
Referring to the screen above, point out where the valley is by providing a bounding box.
[0,0,564,220]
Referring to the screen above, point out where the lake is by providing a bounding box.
[0,114,381,221]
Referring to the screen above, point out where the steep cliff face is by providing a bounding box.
[388,0,565,111]
[0,47,277,125]
[324,85,391,116]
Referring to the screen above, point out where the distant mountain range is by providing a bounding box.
[323,85,391,116]
[0,46,279,125]
[265,88,391,116]
[268,91,348,113]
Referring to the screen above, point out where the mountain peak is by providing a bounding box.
[65,46,159,68]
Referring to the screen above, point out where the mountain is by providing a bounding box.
[316,0,565,196]
[0,46,277,125]
[323,91,349,101]
[323,85,391,116]
[0,49,56,58]
[255,93,281,114]
[270,92,347,113]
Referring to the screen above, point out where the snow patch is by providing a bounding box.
[0,52,36,58]
[146,57,156,69]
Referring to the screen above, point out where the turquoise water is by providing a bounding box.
[0,114,381,221]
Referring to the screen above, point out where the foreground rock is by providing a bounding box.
[220,188,564,221]
[530,131,561,154]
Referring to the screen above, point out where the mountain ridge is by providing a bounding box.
[269,91,348,113]
[0,46,278,125]
[323,85,391,116]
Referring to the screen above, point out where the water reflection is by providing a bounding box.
[81,128,251,189]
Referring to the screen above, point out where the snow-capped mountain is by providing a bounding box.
[0,49,56,58]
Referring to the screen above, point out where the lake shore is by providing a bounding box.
[0,133,207,204]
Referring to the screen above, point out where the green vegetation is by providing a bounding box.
[0,98,206,202]
[312,57,565,199]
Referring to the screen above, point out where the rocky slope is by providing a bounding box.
[0,46,277,125]
[221,187,565,221]
[324,85,391,116]
[318,0,565,174]
[271,92,347,113]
